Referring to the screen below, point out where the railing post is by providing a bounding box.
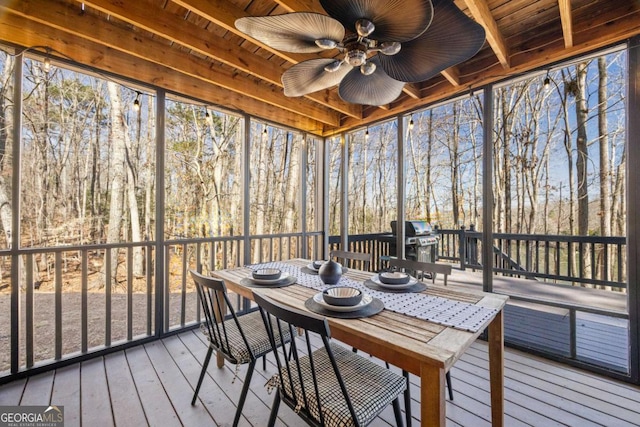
[459,225,466,270]
[570,309,577,359]
[469,224,479,268]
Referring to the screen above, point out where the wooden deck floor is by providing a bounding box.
[1,329,639,427]
[443,268,630,372]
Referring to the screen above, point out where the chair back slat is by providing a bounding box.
[388,258,452,285]
[330,250,372,271]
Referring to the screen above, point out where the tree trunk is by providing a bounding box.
[558,70,576,235]
[575,62,590,280]
[125,136,143,276]
[0,55,14,248]
[597,57,611,283]
[450,104,460,226]
[99,82,128,288]
[283,133,300,244]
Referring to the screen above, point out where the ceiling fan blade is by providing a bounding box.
[338,58,405,106]
[282,59,353,97]
[235,13,345,53]
[377,0,486,83]
[320,0,433,42]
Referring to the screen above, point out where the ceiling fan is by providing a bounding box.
[235,0,486,106]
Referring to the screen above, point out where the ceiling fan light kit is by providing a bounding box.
[235,0,486,106]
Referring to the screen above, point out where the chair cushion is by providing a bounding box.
[203,310,290,364]
[268,343,406,426]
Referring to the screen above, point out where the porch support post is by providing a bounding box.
[155,89,166,336]
[340,133,349,251]
[482,85,494,292]
[397,115,406,261]
[321,136,329,257]
[300,133,308,259]
[627,35,640,383]
[243,116,251,264]
[10,50,23,374]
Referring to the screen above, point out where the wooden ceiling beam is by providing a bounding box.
[273,0,325,14]
[463,0,510,68]
[81,0,361,119]
[441,67,461,87]
[0,18,326,134]
[3,0,341,126]
[558,0,574,48]
[402,84,422,100]
[333,6,640,135]
[173,0,308,64]
[0,12,326,134]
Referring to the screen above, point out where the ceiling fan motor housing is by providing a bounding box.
[346,45,367,66]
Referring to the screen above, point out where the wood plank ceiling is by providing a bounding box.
[0,0,639,136]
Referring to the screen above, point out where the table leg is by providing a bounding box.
[488,309,504,427]
[420,363,445,427]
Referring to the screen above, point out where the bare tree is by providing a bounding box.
[574,62,590,238]
[448,103,461,226]
[557,69,577,235]
[574,61,591,279]
[597,57,611,282]
[0,54,14,248]
[101,81,128,287]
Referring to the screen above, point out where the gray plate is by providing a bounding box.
[240,275,297,288]
[364,279,427,293]
[304,296,384,319]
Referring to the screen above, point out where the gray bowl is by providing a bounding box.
[252,268,282,281]
[322,286,362,306]
[378,272,411,285]
[312,260,326,269]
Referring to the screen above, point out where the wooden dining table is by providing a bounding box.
[211,258,509,427]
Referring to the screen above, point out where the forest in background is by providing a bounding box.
[329,49,626,243]
[0,45,628,289]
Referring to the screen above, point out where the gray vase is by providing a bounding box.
[318,259,343,285]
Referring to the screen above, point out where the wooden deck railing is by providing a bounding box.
[436,226,626,290]
[0,231,324,383]
[1,228,629,383]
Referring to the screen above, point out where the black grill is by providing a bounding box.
[379,220,439,263]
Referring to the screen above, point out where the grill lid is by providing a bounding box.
[391,220,433,236]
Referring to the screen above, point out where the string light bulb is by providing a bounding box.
[43,48,51,72]
[409,116,414,131]
[543,71,551,89]
[133,91,141,111]
[365,128,369,140]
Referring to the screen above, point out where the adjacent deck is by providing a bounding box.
[1,328,638,426]
[443,268,629,372]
